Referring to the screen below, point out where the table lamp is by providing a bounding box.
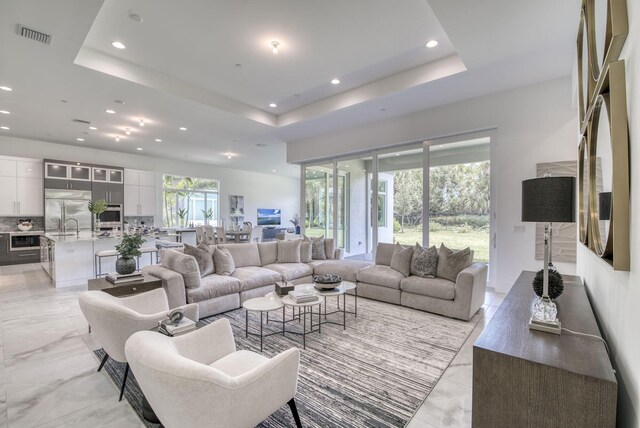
[521,176,575,334]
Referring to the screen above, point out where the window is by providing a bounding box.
[378,180,387,227]
[162,175,219,227]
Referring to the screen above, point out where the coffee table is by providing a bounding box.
[243,295,285,352]
[268,292,324,350]
[296,281,357,330]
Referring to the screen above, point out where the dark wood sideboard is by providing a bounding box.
[472,271,617,427]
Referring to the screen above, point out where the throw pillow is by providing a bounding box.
[390,243,413,277]
[160,249,201,289]
[436,243,472,282]
[410,243,438,278]
[213,247,236,276]
[183,244,215,277]
[300,241,312,263]
[277,239,302,263]
[306,235,326,260]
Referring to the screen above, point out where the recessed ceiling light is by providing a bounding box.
[331,78,340,85]
[0,86,12,92]
[125,128,131,135]
[138,119,145,127]
[272,169,276,173]
[227,155,232,159]
[60,100,68,103]
[0,110,9,114]
[111,41,126,50]
[114,99,125,104]
[426,40,439,48]
[76,138,85,142]
[269,103,277,108]
[27,168,32,171]
[129,13,143,23]
[115,136,120,142]
[76,163,81,165]
[270,41,280,54]
[0,126,9,130]
[105,109,116,114]
[89,126,97,130]
[136,147,143,151]
[179,127,187,131]
[155,138,162,142]
[395,153,400,156]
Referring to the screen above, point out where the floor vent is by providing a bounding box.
[17,25,52,45]
[72,119,92,125]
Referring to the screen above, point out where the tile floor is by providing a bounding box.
[0,263,504,428]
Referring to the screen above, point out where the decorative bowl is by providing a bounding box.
[17,223,33,231]
[313,274,342,290]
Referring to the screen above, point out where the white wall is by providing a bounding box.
[0,136,300,229]
[576,1,640,426]
[288,76,579,292]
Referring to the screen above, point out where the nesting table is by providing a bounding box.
[243,294,285,352]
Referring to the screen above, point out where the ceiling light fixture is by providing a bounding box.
[76,138,84,142]
[269,103,277,108]
[0,86,12,92]
[155,138,162,142]
[105,109,116,114]
[179,127,187,131]
[125,128,131,135]
[331,78,340,85]
[227,155,232,159]
[270,41,280,54]
[111,41,126,49]
[115,136,120,142]
[136,147,143,151]
[426,40,439,48]
[89,126,97,130]
[0,126,9,130]
[129,13,143,23]
[0,110,9,114]
[138,119,145,127]
[272,169,276,173]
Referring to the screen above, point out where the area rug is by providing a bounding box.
[95,296,480,427]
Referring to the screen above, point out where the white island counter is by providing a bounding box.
[43,232,158,288]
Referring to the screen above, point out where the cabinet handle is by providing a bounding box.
[17,201,20,214]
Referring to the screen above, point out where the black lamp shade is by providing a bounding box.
[521,177,575,223]
[599,192,611,220]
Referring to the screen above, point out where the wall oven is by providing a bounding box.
[97,204,123,229]
[10,233,41,251]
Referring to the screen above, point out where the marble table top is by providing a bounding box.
[296,281,356,296]
[243,294,285,312]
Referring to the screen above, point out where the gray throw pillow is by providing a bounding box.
[306,235,326,260]
[436,243,472,282]
[213,247,236,276]
[300,241,312,263]
[183,244,215,277]
[277,239,302,263]
[390,243,413,277]
[410,243,438,278]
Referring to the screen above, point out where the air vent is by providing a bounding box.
[17,25,52,45]
[72,119,92,125]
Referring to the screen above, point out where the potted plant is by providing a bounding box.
[290,213,301,235]
[202,208,214,225]
[177,208,189,227]
[88,199,107,233]
[114,233,144,275]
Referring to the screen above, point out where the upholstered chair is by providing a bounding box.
[195,226,206,244]
[215,226,228,244]
[79,288,199,401]
[250,225,263,242]
[125,318,302,428]
[203,225,216,243]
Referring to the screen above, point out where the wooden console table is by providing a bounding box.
[472,271,617,427]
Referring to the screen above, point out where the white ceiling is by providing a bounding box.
[0,0,580,177]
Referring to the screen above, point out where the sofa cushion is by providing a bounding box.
[411,244,438,278]
[213,248,236,276]
[277,239,301,263]
[400,276,455,300]
[436,244,473,282]
[306,235,326,260]
[218,243,261,268]
[313,260,372,282]
[356,265,405,290]
[300,242,312,263]
[257,241,278,266]
[324,238,336,260]
[231,266,282,291]
[160,249,201,289]
[186,275,242,303]
[183,244,215,277]
[390,243,413,277]
[375,242,396,266]
[264,263,313,281]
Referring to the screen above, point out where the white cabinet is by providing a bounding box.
[0,157,43,216]
[124,169,156,216]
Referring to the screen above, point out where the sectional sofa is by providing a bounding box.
[144,241,487,321]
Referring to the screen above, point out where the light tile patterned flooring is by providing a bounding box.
[0,263,504,428]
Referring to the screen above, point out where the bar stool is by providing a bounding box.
[137,247,159,270]
[94,250,119,278]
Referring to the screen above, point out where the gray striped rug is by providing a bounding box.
[96,296,480,427]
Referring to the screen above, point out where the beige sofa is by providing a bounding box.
[357,243,487,321]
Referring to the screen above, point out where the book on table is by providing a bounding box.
[158,318,196,336]
[288,290,318,303]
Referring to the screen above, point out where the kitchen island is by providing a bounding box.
[42,232,158,288]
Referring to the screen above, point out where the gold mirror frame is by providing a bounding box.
[587,61,629,269]
[577,0,595,125]
[578,134,590,245]
[589,0,628,83]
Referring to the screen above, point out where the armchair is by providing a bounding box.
[79,288,199,401]
[125,318,302,428]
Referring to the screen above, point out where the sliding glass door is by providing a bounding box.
[304,164,333,240]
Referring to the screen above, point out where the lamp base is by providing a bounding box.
[528,317,562,335]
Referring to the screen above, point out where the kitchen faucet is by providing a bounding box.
[64,218,79,236]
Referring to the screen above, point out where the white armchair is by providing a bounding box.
[125,318,302,428]
[79,288,199,401]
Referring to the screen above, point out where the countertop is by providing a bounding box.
[43,231,178,243]
[0,230,44,235]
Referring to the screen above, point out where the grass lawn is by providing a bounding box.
[394,227,489,263]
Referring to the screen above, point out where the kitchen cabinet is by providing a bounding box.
[16,177,43,216]
[124,170,156,216]
[92,182,124,204]
[92,167,124,184]
[0,157,43,216]
[44,178,91,190]
[44,162,92,190]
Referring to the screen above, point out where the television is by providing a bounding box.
[257,208,281,226]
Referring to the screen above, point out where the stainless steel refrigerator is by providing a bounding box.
[44,189,93,232]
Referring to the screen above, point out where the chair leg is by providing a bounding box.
[119,363,129,402]
[97,352,109,372]
[288,398,302,428]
